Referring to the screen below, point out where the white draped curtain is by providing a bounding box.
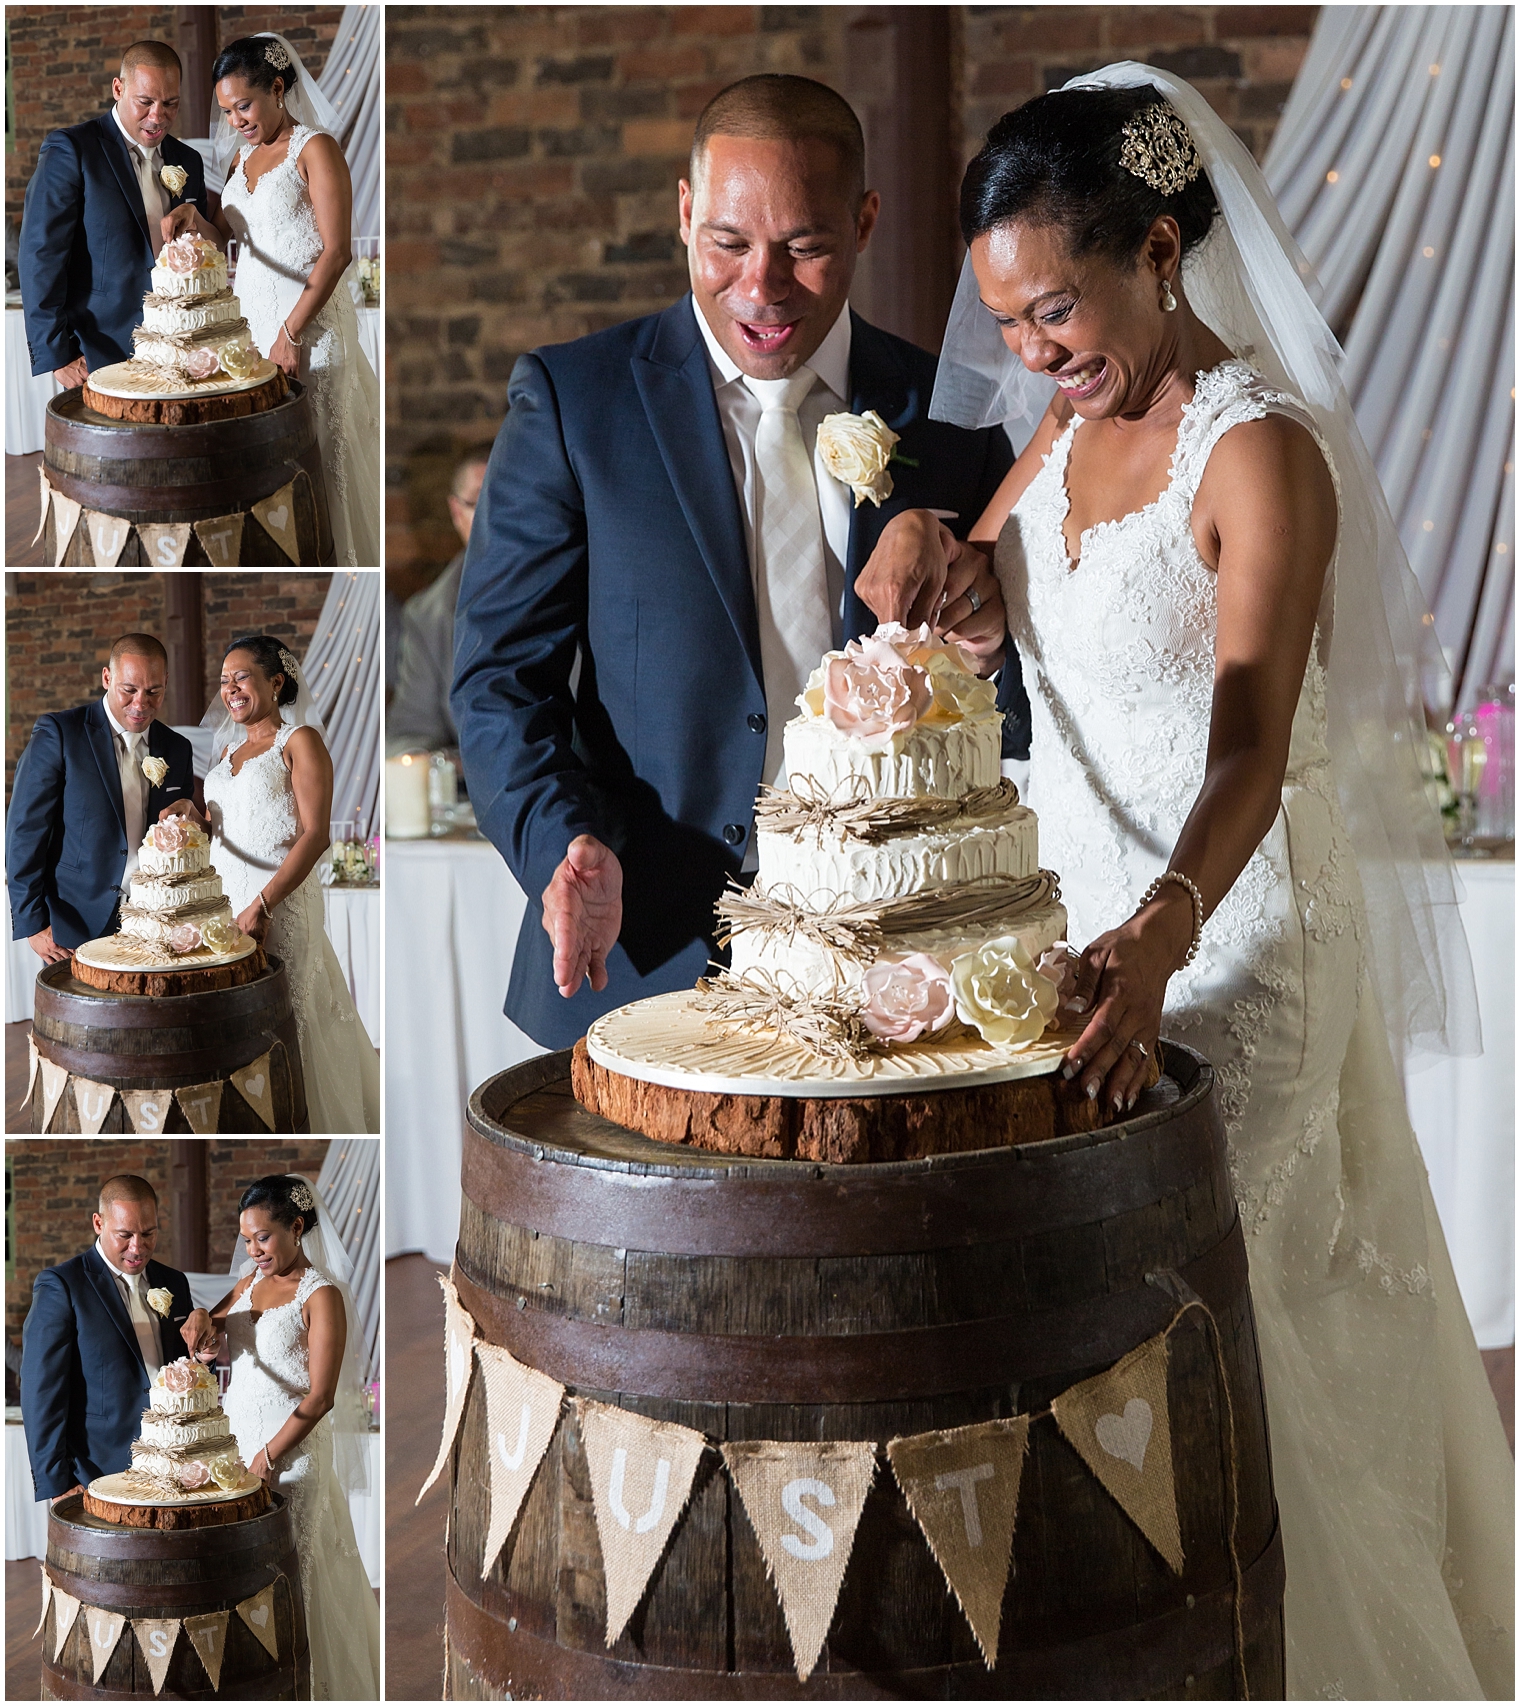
[303,570,382,833]
[317,4,381,240]
[1265,6,1515,713]
[317,1137,380,1384]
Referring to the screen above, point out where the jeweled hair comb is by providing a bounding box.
[1119,103,1202,196]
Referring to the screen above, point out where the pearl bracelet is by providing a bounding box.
[1136,870,1204,967]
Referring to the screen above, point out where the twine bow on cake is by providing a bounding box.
[754,774,1022,845]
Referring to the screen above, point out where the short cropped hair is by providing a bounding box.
[120,41,183,82]
[451,448,491,500]
[692,75,866,204]
[109,633,168,670]
[99,1174,158,1216]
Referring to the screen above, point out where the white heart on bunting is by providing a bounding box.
[235,1584,279,1659]
[250,480,300,564]
[229,1054,276,1130]
[1095,1398,1154,1472]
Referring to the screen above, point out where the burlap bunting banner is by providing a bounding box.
[1051,1330,1184,1573]
[33,464,51,545]
[86,1606,126,1685]
[51,492,82,565]
[476,1340,563,1578]
[175,1080,224,1134]
[137,521,192,568]
[26,1034,40,1106]
[33,1569,52,1638]
[579,1398,708,1647]
[50,1587,81,1660]
[132,1618,180,1694]
[886,1416,1030,1667]
[250,478,300,564]
[417,1271,477,1502]
[86,509,131,568]
[235,1583,279,1660]
[73,1078,116,1136]
[722,1440,877,1681]
[229,1052,276,1129]
[38,1057,69,1131]
[182,1609,230,1691]
[123,1088,173,1135]
[194,513,243,567]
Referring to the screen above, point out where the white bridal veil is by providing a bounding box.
[208,32,345,184]
[228,1173,370,1496]
[201,643,328,764]
[930,61,1479,1065]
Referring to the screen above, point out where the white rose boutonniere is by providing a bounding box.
[160,164,188,196]
[817,410,915,508]
[141,755,169,786]
[145,1286,174,1318]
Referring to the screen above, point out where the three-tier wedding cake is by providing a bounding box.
[128,234,261,386]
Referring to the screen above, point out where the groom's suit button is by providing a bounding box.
[747,713,766,733]
[723,823,746,846]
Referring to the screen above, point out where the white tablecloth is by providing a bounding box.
[323,885,381,1046]
[385,838,542,1261]
[356,305,380,380]
[1406,860,1515,1347]
[6,1411,381,1587]
[6,303,60,456]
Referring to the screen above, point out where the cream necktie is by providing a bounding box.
[117,730,147,883]
[128,142,168,234]
[744,369,835,787]
[119,1271,163,1378]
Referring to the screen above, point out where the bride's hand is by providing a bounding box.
[936,541,1006,674]
[1062,892,1195,1117]
[181,1308,217,1359]
[249,1446,275,1485]
[159,203,205,246]
[855,510,953,629]
[270,324,301,379]
[157,800,203,823]
[235,897,270,941]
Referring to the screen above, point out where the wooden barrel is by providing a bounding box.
[30,956,308,1132]
[445,1044,1284,1700]
[43,384,334,565]
[43,1490,309,1699]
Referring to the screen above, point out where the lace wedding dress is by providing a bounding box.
[220,122,380,567]
[996,359,1513,1699]
[224,1265,379,1699]
[204,721,379,1132]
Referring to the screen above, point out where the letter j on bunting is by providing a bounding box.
[721,1440,877,1681]
[50,1587,81,1661]
[417,1271,477,1502]
[886,1415,1031,1667]
[1051,1328,1185,1573]
[578,1398,708,1647]
[477,1341,564,1578]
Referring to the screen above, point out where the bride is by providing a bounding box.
[195,633,379,1132]
[161,33,379,567]
[183,1174,379,1700]
[862,66,1512,1700]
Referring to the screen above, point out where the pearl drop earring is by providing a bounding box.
[1160,278,1178,313]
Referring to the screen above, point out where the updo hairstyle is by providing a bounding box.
[224,634,299,706]
[211,36,299,95]
[961,86,1219,269]
[239,1175,319,1234]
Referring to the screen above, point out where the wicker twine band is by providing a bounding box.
[754,775,1021,845]
[132,316,250,352]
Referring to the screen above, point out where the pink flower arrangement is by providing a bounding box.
[177,1460,210,1489]
[149,819,195,853]
[167,923,203,955]
[162,1359,199,1393]
[860,952,955,1043]
[161,235,204,275]
[184,347,221,380]
[822,637,933,742]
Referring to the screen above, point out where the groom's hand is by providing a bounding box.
[160,204,201,245]
[53,358,88,390]
[182,1308,218,1360]
[542,835,623,999]
[856,510,952,629]
[28,926,69,965]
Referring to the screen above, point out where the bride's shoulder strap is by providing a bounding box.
[287,123,328,161]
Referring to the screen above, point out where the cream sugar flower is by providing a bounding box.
[145,1286,174,1318]
[950,934,1060,1048]
[159,164,188,196]
[860,952,955,1043]
[141,754,168,786]
[801,622,995,737]
[816,409,900,508]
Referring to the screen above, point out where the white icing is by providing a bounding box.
[783,711,1003,800]
[150,249,228,298]
[147,1363,220,1414]
[140,293,242,334]
[137,839,210,878]
[136,1411,233,1450]
[133,326,253,381]
[119,898,236,947]
[126,871,225,913]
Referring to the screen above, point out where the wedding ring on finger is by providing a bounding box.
[966,586,983,614]
[1126,1039,1149,1059]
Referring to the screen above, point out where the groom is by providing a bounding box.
[20,1175,194,1501]
[19,39,209,387]
[6,633,195,963]
[455,74,1023,1048]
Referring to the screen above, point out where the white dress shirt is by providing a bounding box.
[111,104,169,235]
[95,1240,163,1377]
[692,297,855,648]
[103,696,148,885]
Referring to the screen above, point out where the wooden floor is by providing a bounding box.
[386,1253,450,1701]
[7,1558,43,1698]
[7,451,46,567]
[6,1020,33,1131]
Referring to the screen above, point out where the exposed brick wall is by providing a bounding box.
[5,5,343,213]
[4,571,326,802]
[385,4,1318,595]
[7,1139,332,1350]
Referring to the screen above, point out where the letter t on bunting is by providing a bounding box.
[722,1440,877,1681]
[886,1414,1031,1668]
[476,1341,564,1579]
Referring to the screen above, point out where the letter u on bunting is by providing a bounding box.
[251,478,300,564]
[235,1583,279,1660]
[886,1415,1030,1668]
[722,1440,877,1682]
[87,1607,127,1685]
[132,1618,180,1694]
[182,1609,230,1691]
[578,1398,708,1648]
[1052,1329,1184,1573]
[74,1078,116,1135]
[476,1341,563,1578]
[417,1271,477,1502]
[229,1052,276,1129]
[86,510,131,568]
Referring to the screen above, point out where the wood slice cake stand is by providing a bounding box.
[84,1474,270,1530]
[83,362,286,426]
[70,942,267,999]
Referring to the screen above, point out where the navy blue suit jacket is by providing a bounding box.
[454,297,1024,1047]
[6,702,194,950]
[21,1249,194,1499]
[20,110,209,376]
